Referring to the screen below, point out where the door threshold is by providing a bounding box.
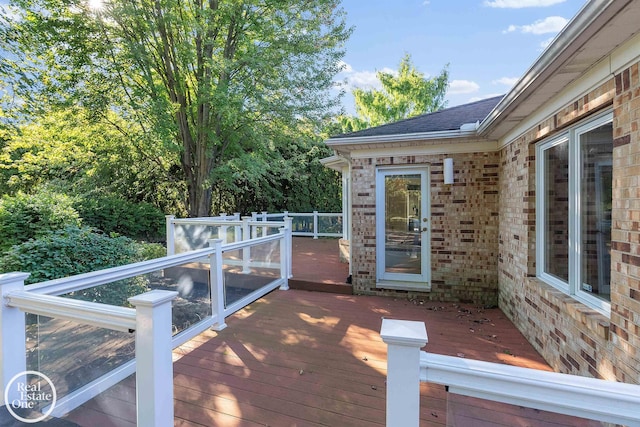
[376,280,431,292]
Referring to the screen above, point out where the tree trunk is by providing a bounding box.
[188,182,212,218]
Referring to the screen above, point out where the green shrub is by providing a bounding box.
[0,191,81,252]
[0,226,151,306]
[137,242,167,260]
[74,195,165,241]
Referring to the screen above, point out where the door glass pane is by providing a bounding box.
[544,141,569,282]
[580,123,612,301]
[385,174,421,274]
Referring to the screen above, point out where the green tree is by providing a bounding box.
[341,54,449,132]
[210,125,341,214]
[0,107,185,214]
[1,0,351,217]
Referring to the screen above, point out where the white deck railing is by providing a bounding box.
[166,215,293,278]
[0,226,290,426]
[251,211,343,239]
[380,319,640,427]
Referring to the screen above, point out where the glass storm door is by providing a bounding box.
[376,168,430,286]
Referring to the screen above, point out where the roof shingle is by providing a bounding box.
[331,95,504,139]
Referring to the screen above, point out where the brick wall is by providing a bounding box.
[497,69,640,382]
[351,151,499,305]
[611,62,640,383]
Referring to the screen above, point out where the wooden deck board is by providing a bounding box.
[64,288,558,426]
[52,237,599,426]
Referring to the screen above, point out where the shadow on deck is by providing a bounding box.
[63,290,568,426]
[53,238,602,426]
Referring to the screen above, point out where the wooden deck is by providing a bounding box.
[48,238,601,426]
[63,288,561,426]
[289,237,351,294]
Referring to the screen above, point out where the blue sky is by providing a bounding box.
[0,0,587,116]
[337,0,587,114]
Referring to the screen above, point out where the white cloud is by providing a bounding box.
[492,77,518,86]
[349,70,381,89]
[504,16,568,35]
[485,0,565,8]
[337,64,398,91]
[449,80,480,94]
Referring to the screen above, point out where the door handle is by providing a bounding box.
[422,227,428,232]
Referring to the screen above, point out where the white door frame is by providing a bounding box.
[375,166,431,290]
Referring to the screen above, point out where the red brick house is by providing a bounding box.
[324,0,640,383]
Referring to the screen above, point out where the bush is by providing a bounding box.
[0,226,152,306]
[74,195,165,242]
[0,191,81,252]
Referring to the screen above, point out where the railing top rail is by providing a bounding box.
[26,247,216,296]
[221,230,286,252]
[6,290,136,333]
[170,218,240,225]
[171,218,286,227]
[420,352,640,425]
[254,212,341,217]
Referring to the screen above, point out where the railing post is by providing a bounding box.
[165,215,175,256]
[313,210,319,239]
[219,222,228,244]
[380,319,428,427]
[0,272,29,406]
[279,229,290,290]
[234,213,241,242]
[251,212,257,221]
[261,211,268,237]
[284,216,293,278]
[128,290,178,427]
[241,216,251,273]
[208,239,227,331]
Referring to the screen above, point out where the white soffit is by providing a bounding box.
[480,0,640,141]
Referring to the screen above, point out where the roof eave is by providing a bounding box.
[477,0,622,137]
[319,155,349,171]
[325,128,478,150]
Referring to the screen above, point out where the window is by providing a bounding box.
[536,112,612,315]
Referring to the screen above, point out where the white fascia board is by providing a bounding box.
[478,0,619,137]
[319,154,349,172]
[349,140,499,159]
[325,129,478,150]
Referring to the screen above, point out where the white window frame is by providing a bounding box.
[536,111,613,316]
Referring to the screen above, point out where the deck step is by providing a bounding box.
[288,279,352,295]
